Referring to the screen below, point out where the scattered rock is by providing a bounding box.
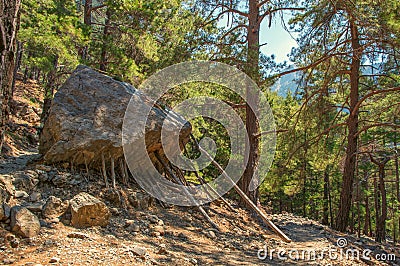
[35,165,52,172]
[10,238,19,248]
[147,215,160,224]
[42,196,69,219]
[206,230,216,239]
[12,170,38,191]
[0,203,11,221]
[70,192,110,228]
[127,224,140,233]
[129,192,154,210]
[51,173,70,187]
[157,244,168,255]
[131,246,148,259]
[152,225,165,236]
[0,175,15,205]
[24,203,44,213]
[15,190,29,198]
[36,170,49,182]
[29,192,41,202]
[150,231,161,237]
[49,257,60,263]
[10,206,41,238]
[110,207,120,216]
[67,232,89,239]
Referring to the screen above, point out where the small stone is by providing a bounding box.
[67,232,89,239]
[29,192,42,202]
[110,207,120,216]
[157,219,164,226]
[148,215,159,224]
[25,203,44,213]
[10,239,19,248]
[150,231,161,237]
[189,258,198,265]
[124,219,136,227]
[157,244,168,255]
[0,203,11,221]
[49,257,60,263]
[35,165,52,172]
[37,170,49,182]
[128,224,140,233]
[131,246,148,259]
[15,190,29,198]
[206,230,216,239]
[153,225,165,236]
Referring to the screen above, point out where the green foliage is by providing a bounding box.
[19,0,85,73]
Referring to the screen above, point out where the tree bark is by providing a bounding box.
[40,55,58,126]
[0,0,21,152]
[363,171,371,236]
[335,16,361,232]
[84,0,92,26]
[11,40,22,97]
[323,167,330,225]
[239,0,260,206]
[370,155,390,243]
[99,8,111,72]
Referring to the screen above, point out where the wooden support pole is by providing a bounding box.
[110,154,116,189]
[191,135,291,243]
[181,143,237,213]
[154,152,220,231]
[101,152,109,188]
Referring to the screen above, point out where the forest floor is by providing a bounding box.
[1,77,400,265]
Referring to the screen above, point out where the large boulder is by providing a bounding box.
[39,65,191,167]
[70,192,110,228]
[10,206,41,238]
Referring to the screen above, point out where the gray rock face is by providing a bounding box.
[10,207,41,238]
[70,192,110,228]
[42,196,69,219]
[39,65,191,167]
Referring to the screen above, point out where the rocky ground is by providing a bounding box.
[1,78,400,266]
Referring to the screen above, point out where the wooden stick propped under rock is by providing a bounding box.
[190,134,292,243]
[154,151,220,231]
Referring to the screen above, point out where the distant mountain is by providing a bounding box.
[271,70,299,96]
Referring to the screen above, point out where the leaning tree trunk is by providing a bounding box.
[238,0,260,206]
[0,0,21,152]
[335,16,361,232]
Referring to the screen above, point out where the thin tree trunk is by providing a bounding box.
[0,0,21,152]
[11,40,22,97]
[84,0,92,26]
[239,0,260,206]
[394,130,399,202]
[335,16,361,232]
[364,171,371,236]
[323,167,329,225]
[370,155,390,243]
[374,176,380,239]
[40,55,58,126]
[99,8,111,72]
